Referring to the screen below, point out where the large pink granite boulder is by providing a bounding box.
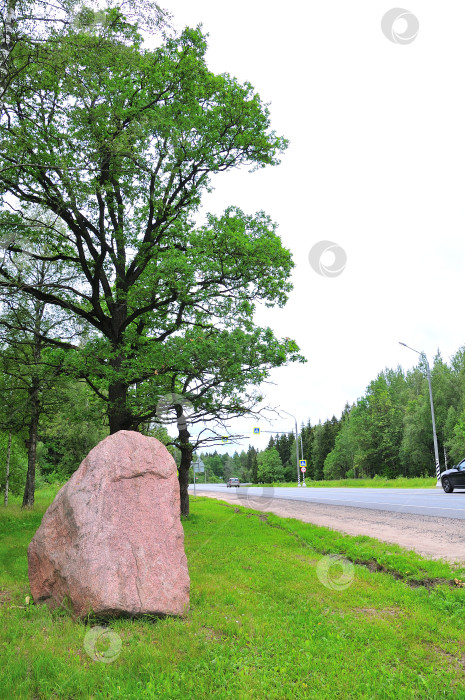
[27,431,189,619]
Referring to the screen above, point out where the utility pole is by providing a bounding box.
[399,342,441,484]
[280,409,301,487]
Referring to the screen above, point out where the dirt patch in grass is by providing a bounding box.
[432,645,465,673]
[355,558,459,589]
[200,626,223,641]
[0,587,13,605]
[353,607,402,618]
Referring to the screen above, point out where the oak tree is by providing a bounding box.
[0,13,296,442]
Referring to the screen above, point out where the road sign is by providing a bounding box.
[300,460,307,467]
[253,427,260,434]
[300,466,306,473]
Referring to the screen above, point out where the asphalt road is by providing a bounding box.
[191,484,465,520]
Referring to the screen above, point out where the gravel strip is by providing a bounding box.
[194,489,465,565]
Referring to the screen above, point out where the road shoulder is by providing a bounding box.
[194,489,465,566]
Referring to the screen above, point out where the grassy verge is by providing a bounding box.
[2,490,465,699]
[255,477,438,489]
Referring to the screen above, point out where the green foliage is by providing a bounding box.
[256,447,284,483]
[323,422,353,480]
[0,13,300,436]
[316,350,465,481]
[0,431,27,497]
[193,343,465,484]
[201,452,224,479]
[222,455,234,482]
[273,430,299,481]
[311,417,340,480]
[399,395,433,477]
[246,445,258,484]
[37,380,108,480]
[197,447,257,483]
[348,372,405,479]
[448,407,465,463]
[300,419,314,464]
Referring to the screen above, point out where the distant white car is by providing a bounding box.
[227,478,240,488]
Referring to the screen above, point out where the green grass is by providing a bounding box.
[2,489,465,698]
[259,477,438,489]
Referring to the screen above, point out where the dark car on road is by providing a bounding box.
[227,478,240,488]
[441,459,465,493]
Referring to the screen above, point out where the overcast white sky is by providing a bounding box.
[162,1,465,452]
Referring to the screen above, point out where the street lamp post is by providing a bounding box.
[399,342,441,484]
[280,409,301,487]
[299,431,306,487]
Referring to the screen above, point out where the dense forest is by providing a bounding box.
[199,348,465,483]
[3,345,465,500]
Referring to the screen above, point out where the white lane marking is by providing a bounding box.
[268,494,465,512]
[205,487,452,497]
[199,487,465,512]
[272,490,450,496]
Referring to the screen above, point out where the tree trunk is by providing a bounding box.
[22,381,39,508]
[3,430,11,507]
[178,448,192,516]
[108,380,135,433]
[177,420,192,517]
[108,352,135,434]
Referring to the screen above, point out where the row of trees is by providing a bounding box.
[321,351,465,480]
[4,344,465,497]
[200,349,465,483]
